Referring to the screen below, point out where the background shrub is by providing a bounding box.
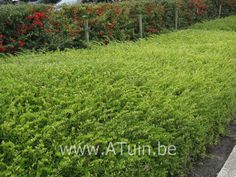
[0,0,235,54]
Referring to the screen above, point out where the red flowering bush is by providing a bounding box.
[192,0,209,15]
[0,5,51,53]
[27,12,48,28]
[0,0,235,54]
[0,34,5,52]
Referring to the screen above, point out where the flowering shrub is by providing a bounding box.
[192,0,209,15]
[27,12,48,28]
[0,0,235,54]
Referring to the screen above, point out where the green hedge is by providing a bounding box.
[191,15,236,30]
[0,0,235,54]
[0,16,236,176]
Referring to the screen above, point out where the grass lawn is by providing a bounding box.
[0,16,236,176]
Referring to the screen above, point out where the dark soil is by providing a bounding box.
[188,119,236,177]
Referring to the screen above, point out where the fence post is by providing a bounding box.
[218,3,222,18]
[84,19,89,43]
[138,14,143,38]
[175,7,178,30]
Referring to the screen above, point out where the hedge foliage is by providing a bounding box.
[1,16,236,176]
[0,0,236,53]
[191,15,236,31]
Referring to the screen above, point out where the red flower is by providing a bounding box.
[27,12,48,29]
[191,0,208,15]
[27,12,48,20]
[18,40,25,47]
[45,29,51,33]
[32,20,43,28]
[0,46,6,52]
[146,27,158,33]
[0,34,3,38]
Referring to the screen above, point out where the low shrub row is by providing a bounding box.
[1,16,236,176]
[191,15,236,30]
[0,0,236,54]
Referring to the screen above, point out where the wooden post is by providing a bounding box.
[138,14,143,38]
[84,19,89,43]
[218,3,222,18]
[175,7,178,30]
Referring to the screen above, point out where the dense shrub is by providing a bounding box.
[0,0,235,54]
[0,17,236,176]
[191,15,236,30]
